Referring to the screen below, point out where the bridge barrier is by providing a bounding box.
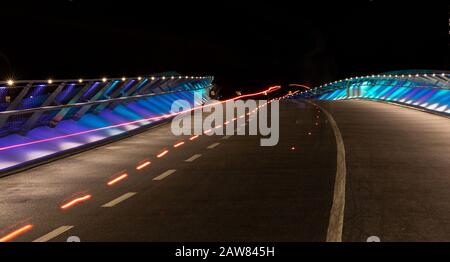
[0,74,213,175]
[296,70,450,116]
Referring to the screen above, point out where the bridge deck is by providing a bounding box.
[0,100,448,241]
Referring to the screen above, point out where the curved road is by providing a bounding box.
[0,99,449,242]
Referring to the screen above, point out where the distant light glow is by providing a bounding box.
[7,79,14,86]
[189,135,199,141]
[288,83,311,89]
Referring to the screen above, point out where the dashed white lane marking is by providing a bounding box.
[222,135,231,140]
[207,142,220,149]
[153,169,177,181]
[185,154,202,162]
[305,100,347,242]
[101,192,137,208]
[32,226,74,242]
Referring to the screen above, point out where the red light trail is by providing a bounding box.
[0,85,281,152]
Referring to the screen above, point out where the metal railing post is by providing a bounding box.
[0,82,33,130]
[49,81,95,127]
[72,81,115,120]
[20,82,67,135]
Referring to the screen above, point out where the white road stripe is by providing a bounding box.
[153,169,176,181]
[101,192,137,208]
[207,142,220,149]
[32,226,74,242]
[185,154,202,162]
[222,135,231,140]
[306,100,347,242]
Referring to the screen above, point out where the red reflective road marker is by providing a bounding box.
[0,224,33,242]
[136,161,151,170]
[61,195,92,209]
[189,135,199,141]
[157,150,169,158]
[173,141,185,148]
[107,173,128,186]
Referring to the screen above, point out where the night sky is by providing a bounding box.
[1,1,448,94]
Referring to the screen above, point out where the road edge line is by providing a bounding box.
[303,99,347,242]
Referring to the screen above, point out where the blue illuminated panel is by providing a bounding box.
[311,77,450,115]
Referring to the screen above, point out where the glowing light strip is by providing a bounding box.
[0,86,281,152]
[107,174,128,186]
[60,195,91,209]
[288,84,311,89]
[157,150,169,158]
[173,141,185,148]
[189,135,199,141]
[0,224,33,242]
[136,161,151,170]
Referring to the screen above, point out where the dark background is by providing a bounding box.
[0,1,448,94]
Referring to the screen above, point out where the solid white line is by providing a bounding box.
[32,226,74,242]
[207,142,220,149]
[153,169,176,181]
[308,101,347,242]
[221,135,231,140]
[185,154,202,162]
[101,192,137,208]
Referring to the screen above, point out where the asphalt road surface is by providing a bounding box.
[0,99,449,242]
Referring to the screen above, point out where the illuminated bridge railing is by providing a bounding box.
[296,70,450,115]
[0,73,213,174]
[0,74,213,137]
